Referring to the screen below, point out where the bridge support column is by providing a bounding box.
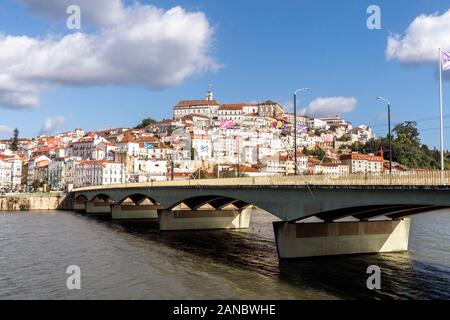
[85,202,112,214]
[273,219,410,259]
[111,205,161,220]
[73,201,86,212]
[158,207,252,231]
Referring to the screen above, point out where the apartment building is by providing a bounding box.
[74,160,125,188]
[340,152,384,174]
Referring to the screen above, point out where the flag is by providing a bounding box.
[296,126,308,134]
[442,51,450,71]
[220,119,235,129]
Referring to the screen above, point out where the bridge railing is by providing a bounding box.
[73,171,450,192]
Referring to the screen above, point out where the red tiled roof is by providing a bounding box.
[181,114,210,120]
[220,104,247,110]
[175,100,220,107]
[340,153,384,162]
[320,163,347,167]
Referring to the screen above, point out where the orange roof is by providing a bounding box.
[320,163,347,168]
[340,153,383,162]
[220,104,245,110]
[78,160,119,165]
[308,157,321,165]
[119,133,136,143]
[181,114,210,120]
[175,100,220,108]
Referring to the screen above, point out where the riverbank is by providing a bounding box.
[0,193,72,211]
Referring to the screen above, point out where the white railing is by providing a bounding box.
[73,171,450,192]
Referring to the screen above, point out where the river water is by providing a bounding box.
[0,209,449,300]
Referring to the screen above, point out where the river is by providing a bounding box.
[0,209,449,299]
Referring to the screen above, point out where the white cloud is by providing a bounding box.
[0,1,217,109]
[386,9,450,64]
[0,125,13,134]
[39,116,65,135]
[303,97,357,117]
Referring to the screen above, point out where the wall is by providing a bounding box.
[0,194,72,211]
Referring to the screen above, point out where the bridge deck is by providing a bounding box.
[73,173,450,192]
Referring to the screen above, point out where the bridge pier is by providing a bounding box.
[73,201,86,212]
[85,201,112,214]
[111,204,161,220]
[273,219,411,259]
[158,206,253,231]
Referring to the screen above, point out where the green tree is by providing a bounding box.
[220,170,249,178]
[32,179,42,190]
[191,168,210,180]
[350,141,365,153]
[393,121,420,146]
[10,128,19,151]
[135,118,157,129]
[358,122,441,169]
[337,134,350,142]
[303,146,325,159]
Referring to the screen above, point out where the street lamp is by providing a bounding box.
[294,88,311,175]
[376,96,392,184]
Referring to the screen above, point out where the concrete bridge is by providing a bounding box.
[71,174,450,259]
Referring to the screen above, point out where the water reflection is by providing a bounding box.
[76,210,450,300]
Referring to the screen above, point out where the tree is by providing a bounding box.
[32,179,42,190]
[10,128,19,151]
[357,122,441,170]
[220,170,249,178]
[135,118,157,129]
[303,146,325,159]
[191,168,210,180]
[350,141,365,153]
[393,121,420,146]
[337,134,350,142]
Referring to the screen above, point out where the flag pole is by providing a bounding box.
[439,48,445,184]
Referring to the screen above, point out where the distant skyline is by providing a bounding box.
[1,0,450,148]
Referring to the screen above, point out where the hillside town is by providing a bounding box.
[0,91,396,193]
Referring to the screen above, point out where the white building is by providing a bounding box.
[173,92,221,119]
[69,135,114,160]
[27,155,51,186]
[340,153,384,174]
[48,157,80,191]
[218,103,259,125]
[313,163,350,176]
[0,159,12,189]
[74,160,125,188]
[260,152,308,176]
[192,134,213,160]
[350,125,375,144]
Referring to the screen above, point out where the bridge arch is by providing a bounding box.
[74,194,88,203]
[117,193,160,206]
[293,204,449,223]
[89,193,116,203]
[167,195,251,211]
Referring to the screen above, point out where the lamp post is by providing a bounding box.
[376,97,392,184]
[294,88,311,175]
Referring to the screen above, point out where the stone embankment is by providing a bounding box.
[0,193,73,211]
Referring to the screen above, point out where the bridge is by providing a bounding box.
[71,172,450,259]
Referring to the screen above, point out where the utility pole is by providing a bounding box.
[376,97,392,185]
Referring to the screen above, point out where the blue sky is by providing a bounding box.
[1,0,450,148]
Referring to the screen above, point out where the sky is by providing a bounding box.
[1,0,450,148]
